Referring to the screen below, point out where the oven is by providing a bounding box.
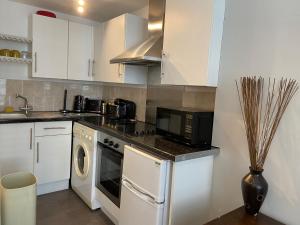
[96,131,127,208]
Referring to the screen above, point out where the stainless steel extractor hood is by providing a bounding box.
[110,0,165,66]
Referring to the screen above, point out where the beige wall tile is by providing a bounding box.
[145,85,216,123]
[0,79,215,123]
[103,85,147,121]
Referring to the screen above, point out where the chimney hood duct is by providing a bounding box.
[110,0,165,66]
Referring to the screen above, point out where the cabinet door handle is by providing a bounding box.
[121,64,125,76]
[161,51,166,77]
[88,59,91,77]
[34,52,37,73]
[92,60,95,77]
[43,127,66,130]
[37,142,40,163]
[118,64,121,76]
[30,128,32,150]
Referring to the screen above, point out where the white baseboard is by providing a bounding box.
[37,179,70,196]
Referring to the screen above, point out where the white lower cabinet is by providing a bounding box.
[0,121,72,195]
[0,123,34,176]
[34,135,71,185]
[34,121,72,195]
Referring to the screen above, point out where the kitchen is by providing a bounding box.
[0,0,299,225]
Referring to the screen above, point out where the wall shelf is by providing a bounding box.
[0,56,32,64]
[0,33,32,44]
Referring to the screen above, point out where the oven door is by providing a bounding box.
[97,142,123,207]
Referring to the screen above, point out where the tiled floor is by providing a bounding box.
[37,190,114,225]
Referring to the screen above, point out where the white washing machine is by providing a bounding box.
[71,122,101,210]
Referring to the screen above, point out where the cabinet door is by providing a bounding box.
[32,14,68,79]
[34,135,71,185]
[0,123,34,176]
[95,14,148,84]
[96,15,125,83]
[162,0,225,86]
[68,22,94,81]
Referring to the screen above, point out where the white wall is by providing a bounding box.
[0,0,98,38]
[211,0,300,224]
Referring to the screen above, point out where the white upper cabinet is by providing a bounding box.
[68,22,94,81]
[32,14,68,79]
[161,0,225,86]
[94,14,148,84]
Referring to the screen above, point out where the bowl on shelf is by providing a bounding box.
[9,50,21,58]
[0,49,10,57]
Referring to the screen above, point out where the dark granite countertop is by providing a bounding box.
[0,111,100,124]
[78,117,220,162]
[0,112,219,162]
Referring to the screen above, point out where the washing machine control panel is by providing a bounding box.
[76,128,95,144]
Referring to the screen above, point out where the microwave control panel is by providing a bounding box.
[184,114,193,140]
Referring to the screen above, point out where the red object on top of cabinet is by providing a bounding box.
[36,10,56,18]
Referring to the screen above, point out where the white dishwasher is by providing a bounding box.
[120,145,171,225]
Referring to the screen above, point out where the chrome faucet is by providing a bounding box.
[16,93,33,115]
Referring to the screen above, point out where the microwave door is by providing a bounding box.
[157,112,183,136]
[168,114,182,135]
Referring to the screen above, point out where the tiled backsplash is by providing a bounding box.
[146,85,216,124]
[0,79,147,121]
[0,79,216,123]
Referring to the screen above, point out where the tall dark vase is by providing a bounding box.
[241,167,268,215]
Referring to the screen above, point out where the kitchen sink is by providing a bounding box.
[0,113,27,119]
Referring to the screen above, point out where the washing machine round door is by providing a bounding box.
[74,144,90,178]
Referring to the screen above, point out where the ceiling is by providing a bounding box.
[10,0,148,21]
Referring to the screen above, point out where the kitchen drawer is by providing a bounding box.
[35,121,72,136]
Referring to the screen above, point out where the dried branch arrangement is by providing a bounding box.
[236,77,299,171]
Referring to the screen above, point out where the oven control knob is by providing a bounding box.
[104,138,109,143]
[140,131,145,136]
[109,141,114,146]
[134,131,139,136]
[114,143,119,148]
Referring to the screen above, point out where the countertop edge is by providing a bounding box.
[0,114,220,162]
[77,120,219,162]
[0,117,74,124]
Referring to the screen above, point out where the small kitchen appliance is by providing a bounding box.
[156,107,214,147]
[73,95,85,113]
[107,99,136,120]
[85,98,103,114]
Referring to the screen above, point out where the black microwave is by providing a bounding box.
[156,107,214,147]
